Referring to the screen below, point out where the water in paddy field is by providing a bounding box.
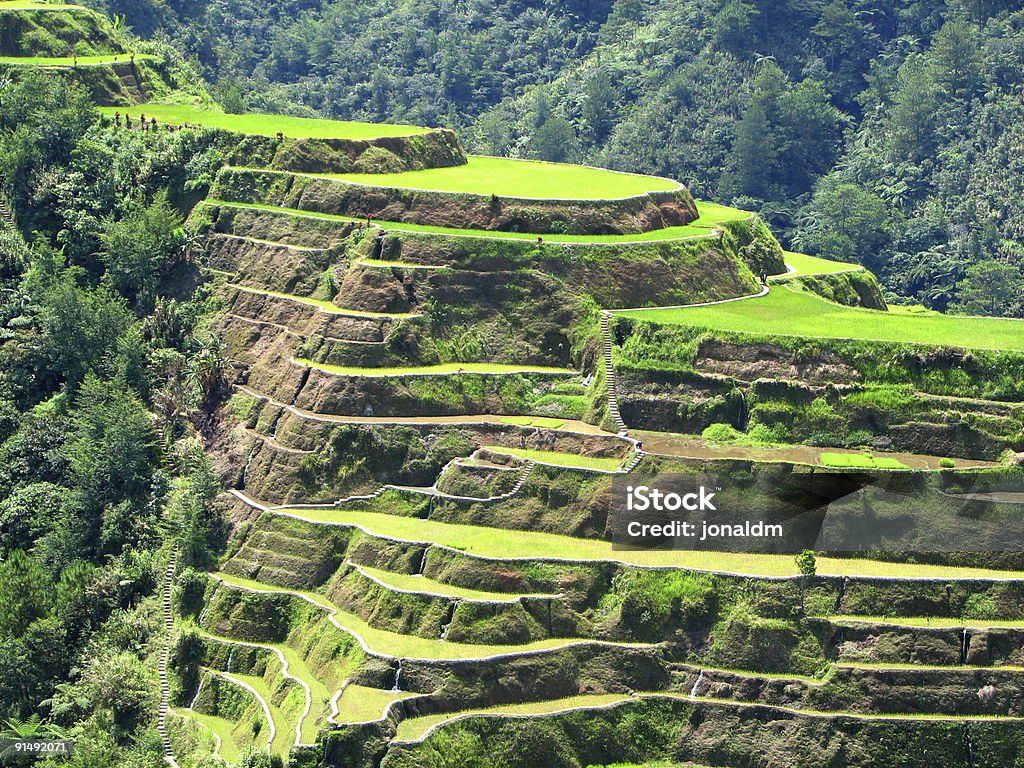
[392,660,403,692]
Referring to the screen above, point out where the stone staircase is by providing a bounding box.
[600,312,628,435]
[0,197,16,229]
[157,549,180,768]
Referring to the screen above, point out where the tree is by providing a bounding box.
[100,191,185,313]
[64,375,156,556]
[952,261,1024,317]
[581,68,616,144]
[929,20,982,100]
[0,550,53,637]
[800,174,891,265]
[529,114,580,164]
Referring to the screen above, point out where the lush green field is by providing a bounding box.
[214,572,597,659]
[820,452,909,470]
[778,251,863,278]
[334,685,416,723]
[206,199,745,243]
[171,708,242,762]
[99,103,430,139]
[620,284,1024,351]
[828,615,1024,629]
[296,358,576,377]
[358,564,548,601]
[326,155,681,200]
[274,509,1024,579]
[0,54,155,65]
[0,1,81,8]
[395,693,631,740]
[224,672,292,755]
[482,445,625,472]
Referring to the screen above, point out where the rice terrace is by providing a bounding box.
[2,3,1024,768]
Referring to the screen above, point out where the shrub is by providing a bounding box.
[939,458,956,468]
[701,422,743,443]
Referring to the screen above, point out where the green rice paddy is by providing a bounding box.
[214,572,600,660]
[482,445,625,472]
[171,708,242,762]
[224,671,293,754]
[99,103,430,139]
[395,693,631,741]
[619,284,1024,352]
[820,452,909,470]
[273,508,1024,580]
[205,199,746,243]
[778,251,863,278]
[357,564,551,602]
[326,155,681,200]
[0,53,155,65]
[0,0,81,8]
[296,358,576,377]
[334,685,416,723]
[827,615,1024,629]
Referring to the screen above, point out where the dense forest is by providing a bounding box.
[84,0,1024,314]
[0,72,240,767]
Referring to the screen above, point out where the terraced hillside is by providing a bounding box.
[13,7,1020,765]
[0,2,183,103]
[124,89,1024,767]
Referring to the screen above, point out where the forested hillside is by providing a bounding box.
[84,0,1024,313]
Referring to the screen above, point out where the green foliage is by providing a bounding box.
[100,190,186,313]
[0,549,52,636]
[796,550,816,579]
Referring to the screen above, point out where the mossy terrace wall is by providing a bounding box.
[190,127,467,176]
[612,311,1024,460]
[210,167,699,236]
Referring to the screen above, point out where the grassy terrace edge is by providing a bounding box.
[202,199,752,244]
[100,103,433,139]
[616,283,1024,352]
[250,503,1024,580]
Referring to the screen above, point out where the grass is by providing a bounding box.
[0,54,156,66]
[0,0,81,7]
[777,251,863,278]
[482,445,624,472]
[324,155,680,200]
[226,672,293,755]
[395,693,631,740]
[501,416,565,429]
[296,358,577,377]
[620,284,1024,352]
[99,103,429,139]
[271,509,1024,580]
[334,684,417,723]
[214,572,601,660]
[827,615,1024,629]
[228,283,418,317]
[358,564,552,602]
[205,199,745,244]
[272,644,329,743]
[171,708,241,762]
[820,452,909,470]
